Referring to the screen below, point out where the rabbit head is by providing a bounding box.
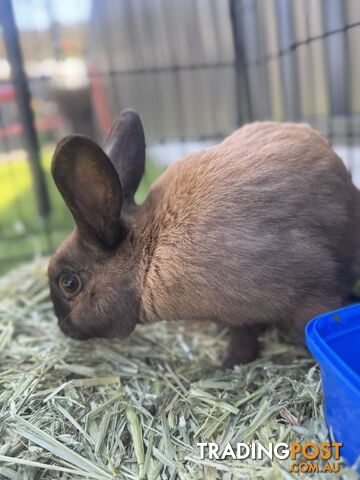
[48,110,146,340]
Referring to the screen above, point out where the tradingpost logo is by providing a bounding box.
[197,441,343,473]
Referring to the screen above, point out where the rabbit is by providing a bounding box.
[48,110,360,367]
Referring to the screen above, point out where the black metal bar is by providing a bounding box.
[88,61,236,78]
[341,0,354,175]
[128,0,160,139]
[322,0,346,149]
[191,0,217,136]
[146,131,229,145]
[0,64,232,87]
[275,0,300,121]
[162,1,185,143]
[0,0,50,219]
[303,0,318,130]
[102,0,121,114]
[231,19,360,71]
[229,0,252,124]
[255,0,271,120]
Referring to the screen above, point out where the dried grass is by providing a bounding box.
[0,259,357,479]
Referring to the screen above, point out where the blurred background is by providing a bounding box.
[0,0,359,275]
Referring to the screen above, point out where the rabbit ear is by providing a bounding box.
[103,109,145,204]
[52,135,124,248]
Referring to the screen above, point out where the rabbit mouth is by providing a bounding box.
[50,286,90,340]
[58,318,91,340]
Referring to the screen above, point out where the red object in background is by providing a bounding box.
[0,84,16,102]
[88,62,112,135]
[0,83,65,139]
[0,123,21,138]
[1,68,114,140]
[36,115,64,132]
[0,115,65,139]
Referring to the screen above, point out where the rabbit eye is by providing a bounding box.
[59,273,81,296]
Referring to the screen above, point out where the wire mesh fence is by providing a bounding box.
[0,0,360,274]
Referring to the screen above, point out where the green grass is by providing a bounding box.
[0,146,164,275]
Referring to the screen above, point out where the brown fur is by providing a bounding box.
[48,113,360,367]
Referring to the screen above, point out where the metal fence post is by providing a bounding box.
[229,0,253,125]
[0,0,50,220]
[275,0,300,122]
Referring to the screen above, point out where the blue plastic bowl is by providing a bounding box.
[306,303,360,468]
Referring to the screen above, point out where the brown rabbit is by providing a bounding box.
[48,110,360,367]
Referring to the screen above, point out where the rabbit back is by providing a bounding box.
[139,122,360,328]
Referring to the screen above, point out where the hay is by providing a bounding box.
[0,259,357,479]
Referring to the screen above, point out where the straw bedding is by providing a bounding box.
[0,259,357,479]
